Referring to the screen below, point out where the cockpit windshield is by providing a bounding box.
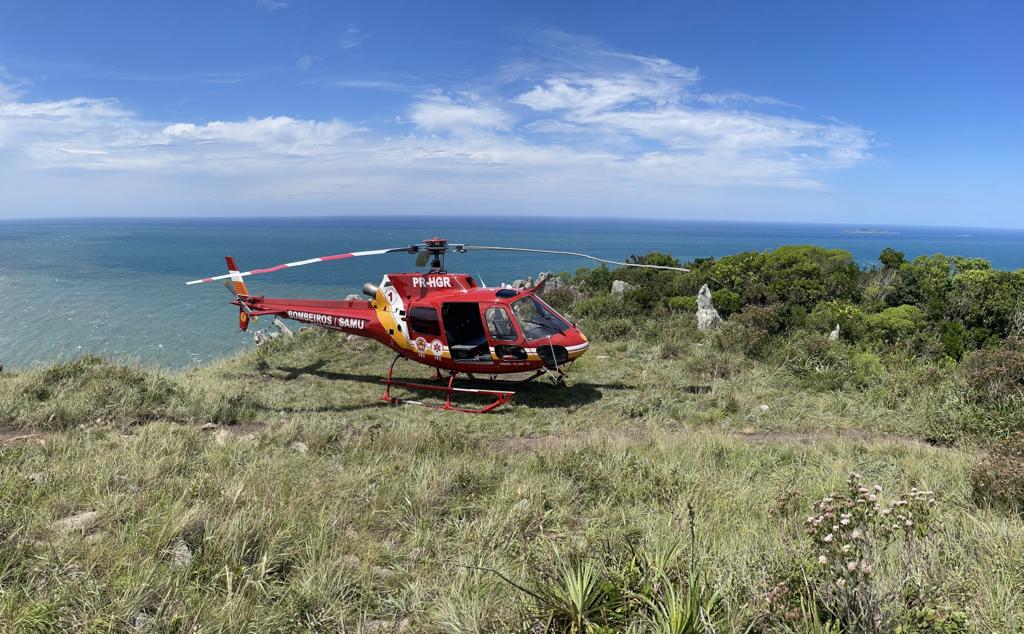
[510,295,569,340]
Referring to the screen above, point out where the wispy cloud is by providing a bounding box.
[257,0,287,10]
[337,25,365,50]
[296,54,319,71]
[0,30,872,215]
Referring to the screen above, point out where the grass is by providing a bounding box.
[1,326,1023,631]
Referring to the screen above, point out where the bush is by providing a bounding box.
[711,288,742,317]
[668,295,697,313]
[960,339,1024,404]
[969,432,1024,515]
[810,301,868,342]
[780,333,855,391]
[867,305,926,343]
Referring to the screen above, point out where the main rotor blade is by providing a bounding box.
[186,246,413,285]
[460,246,689,272]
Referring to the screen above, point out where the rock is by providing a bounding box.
[611,280,633,295]
[290,441,308,455]
[511,278,528,289]
[169,539,193,568]
[341,554,361,567]
[26,472,46,485]
[759,404,770,412]
[199,422,218,431]
[397,617,412,632]
[52,510,98,534]
[372,565,397,578]
[131,613,154,631]
[696,284,722,332]
[214,429,231,445]
[829,323,841,341]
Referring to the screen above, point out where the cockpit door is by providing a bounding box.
[484,305,527,360]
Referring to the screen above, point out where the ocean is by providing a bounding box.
[2,216,1023,369]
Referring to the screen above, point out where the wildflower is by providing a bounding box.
[836,578,846,588]
[905,519,913,528]
[841,544,852,553]
[867,494,877,503]
[851,528,864,540]
[859,562,872,575]
[873,484,882,492]
[823,533,834,543]
[847,561,858,572]
[818,555,828,565]
[840,518,851,526]
[880,508,892,516]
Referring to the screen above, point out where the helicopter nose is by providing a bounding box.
[562,327,590,361]
[534,328,589,369]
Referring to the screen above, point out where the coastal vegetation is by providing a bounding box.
[2,245,1023,632]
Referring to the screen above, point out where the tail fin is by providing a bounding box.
[225,256,250,297]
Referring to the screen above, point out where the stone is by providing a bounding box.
[361,620,388,634]
[199,422,218,431]
[52,510,98,534]
[341,554,361,567]
[696,284,722,332]
[26,472,46,485]
[169,539,193,568]
[610,280,633,295]
[290,441,308,455]
[759,404,770,412]
[214,429,231,445]
[829,323,841,341]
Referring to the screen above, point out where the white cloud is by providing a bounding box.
[161,116,358,147]
[0,31,873,216]
[409,95,513,134]
[257,0,287,10]
[338,25,365,50]
[296,54,319,71]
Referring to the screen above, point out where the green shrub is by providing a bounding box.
[960,338,1024,404]
[780,333,854,391]
[810,301,868,341]
[711,288,742,318]
[867,305,926,343]
[969,432,1024,515]
[668,296,697,313]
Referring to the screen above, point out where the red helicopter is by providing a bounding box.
[187,238,687,413]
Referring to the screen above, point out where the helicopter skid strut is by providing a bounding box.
[380,356,515,414]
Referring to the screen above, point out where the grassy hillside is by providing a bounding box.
[2,247,1024,632]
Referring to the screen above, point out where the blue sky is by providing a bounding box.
[0,1,1021,226]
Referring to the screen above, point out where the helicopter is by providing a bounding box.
[187,238,688,413]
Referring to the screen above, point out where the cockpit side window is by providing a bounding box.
[485,306,518,341]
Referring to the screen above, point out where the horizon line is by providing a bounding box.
[1,214,1023,233]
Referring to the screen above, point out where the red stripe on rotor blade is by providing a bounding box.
[250,264,290,275]
[320,253,355,261]
[225,256,238,272]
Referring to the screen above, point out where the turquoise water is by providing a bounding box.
[2,216,1023,368]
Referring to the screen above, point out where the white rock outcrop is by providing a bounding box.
[611,280,633,295]
[696,284,722,332]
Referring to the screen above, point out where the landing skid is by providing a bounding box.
[380,356,516,414]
